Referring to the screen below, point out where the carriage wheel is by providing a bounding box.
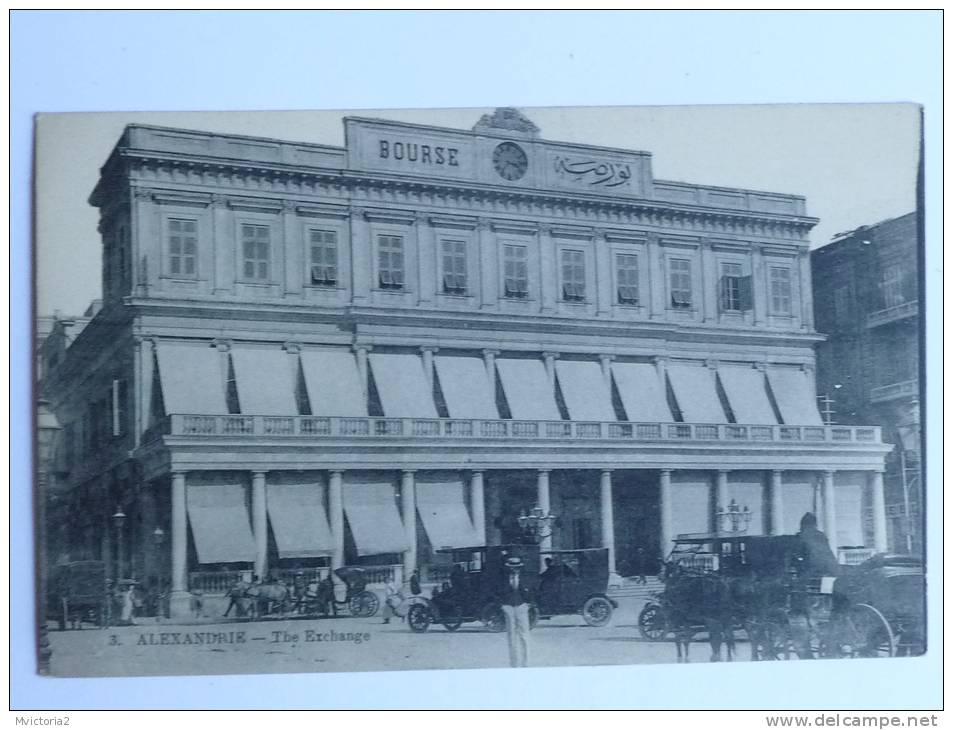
[582,596,613,627]
[845,604,895,658]
[407,604,432,633]
[441,603,464,632]
[638,602,667,641]
[349,591,380,618]
[482,605,506,633]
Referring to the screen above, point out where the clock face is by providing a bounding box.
[493,142,528,181]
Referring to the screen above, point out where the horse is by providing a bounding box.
[663,572,737,663]
[246,582,292,617]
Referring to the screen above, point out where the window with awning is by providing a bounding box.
[666,363,727,424]
[610,362,673,422]
[555,360,615,421]
[230,346,296,415]
[433,356,498,419]
[718,365,778,425]
[299,348,367,417]
[186,484,256,564]
[155,342,227,415]
[368,353,438,418]
[266,482,334,558]
[767,366,823,426]
[415,477,480,550]
[341,478,409,556]
[495,358,560,421]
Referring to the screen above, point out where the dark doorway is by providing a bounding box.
[612,471,661,577]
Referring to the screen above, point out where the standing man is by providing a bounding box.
[500,556,533,668]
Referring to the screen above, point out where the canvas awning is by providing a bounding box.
[415,478,480,550]
[155,342,227,414]
[266,483,334,558]
[666,363,727,424]
[299,348,367,417]
[767,367,824,426]
[186,484,256,564]
[495,358,560,421]
[555,360,615,421]
[433,356,498,419]
[342,479,408,556]
[610,362,673,422]
[230,346,296,415]
[368,353,438,418]
[717,365,778,425]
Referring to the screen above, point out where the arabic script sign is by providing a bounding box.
[553,155,634,190]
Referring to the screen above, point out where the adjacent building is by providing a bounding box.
[39,109,891,616]
[811,212,921,553]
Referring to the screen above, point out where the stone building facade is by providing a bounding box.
[40,109,890,616]
[812,213,921,553]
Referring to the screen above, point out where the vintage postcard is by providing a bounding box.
[34,104,925,679]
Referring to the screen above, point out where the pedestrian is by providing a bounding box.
[635,547,647,585]
[382,579,401,624]
[500,556,533,668]
[409,569,422,596]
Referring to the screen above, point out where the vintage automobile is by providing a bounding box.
[50,560,110,630]
[536,548,618,627]
[407,544,540,633]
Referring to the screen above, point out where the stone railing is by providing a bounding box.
[165,415,882,445]
[869,379,918,404]
[866,300,918,328]
[188,564,402,595]
[838,547,876,566]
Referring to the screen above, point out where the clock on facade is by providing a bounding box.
[492,141,528,181]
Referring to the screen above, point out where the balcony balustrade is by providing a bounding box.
[161,414,882,445]
[866,300,918,328]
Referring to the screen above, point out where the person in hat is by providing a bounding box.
[500,555,533,668]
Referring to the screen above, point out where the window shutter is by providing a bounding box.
[739,275,753,311]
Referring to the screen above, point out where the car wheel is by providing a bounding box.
[582,596,613,627]
[441,603,464,631]
[637,602,667,640]
[407,604,432,633]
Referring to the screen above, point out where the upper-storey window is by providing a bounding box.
[503,244,529,299]
[241,224,270,282]
[616,253,639,305]
[561,249,586,302]
[168,218,198,277]
[720,262,752,312]
[769,266,793,315]
[441,239,467,295]
[881,264,905,308]
[378,234,404,290]
[309,229,338,287]
[669,258,693,310]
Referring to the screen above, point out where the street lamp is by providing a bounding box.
[517,506,557,544]
[715,499,752,534]
[36,399,62,675]
[112,506,127,581]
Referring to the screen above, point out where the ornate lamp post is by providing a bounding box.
[715,499,752,534]
[112,505,127,581]
[36,399,62,675]
[517,506,557,544]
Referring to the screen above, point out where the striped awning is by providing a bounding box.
[299,348,367,417]
[230,346,296,415]
[718,365,778,425]
[495,358,560,421]
[666,362,727,424]
[555,360,615,422]
[416,478,480,550]
[342,478,409,556]
[434,356,498,419]
[368,353,438,418]
[186,484,256,564]
[155,342,227,415]
[610,362,673,422]
[266,482,334,558]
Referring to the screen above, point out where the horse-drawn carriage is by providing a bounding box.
[637,532,925,661]
[50,560,110,630]
[226,567,380,619]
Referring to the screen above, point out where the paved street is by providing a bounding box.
[47,596,741,677]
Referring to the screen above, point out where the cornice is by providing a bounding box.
[114,149,817,242]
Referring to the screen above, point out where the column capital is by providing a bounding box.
[282,341,302,355]
[419,346,440,355]
[654,356,670,366]
[350,206,367,219]
[599,354,616,363]
[352,343,373,355]
[537,468,551,475]
[771,469,783,477]
[705,358,720,370]
[328,469,345,478]
[281,199,298,213]
[600,468,613,477]
[401,469,417,477]
[469,469,485,477]
[211,338,232,352]
[133,335,157,348]
[251,470,268,479]
[210,193,228,207]
[132,187,155,201]
[538,223,553,235]
[542,351,560,361]
[414,211,429,224]
[660,468,672,477]
[716,469,729,477]
[170,470,187,479]
[476,216,492,232]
